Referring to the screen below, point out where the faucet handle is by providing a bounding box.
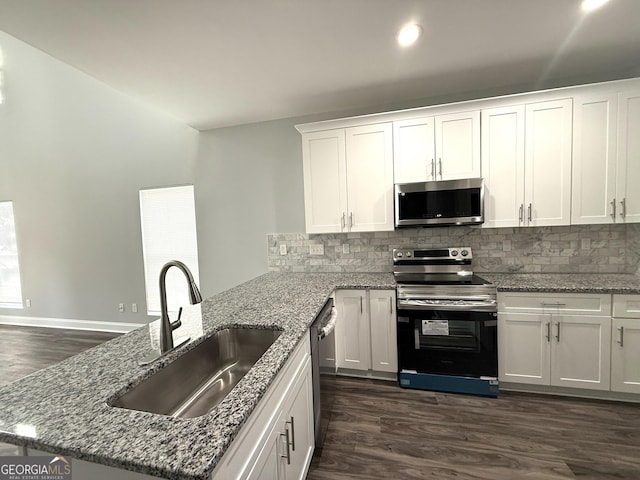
[170,307,183,331]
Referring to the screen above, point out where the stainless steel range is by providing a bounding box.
[394,247,499,397]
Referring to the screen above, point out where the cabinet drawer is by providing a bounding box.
[498,292,611,315]
[613,294,640,318]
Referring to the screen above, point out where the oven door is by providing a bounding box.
[397,308,497,378]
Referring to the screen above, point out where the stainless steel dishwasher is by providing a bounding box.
[309,297,337,454]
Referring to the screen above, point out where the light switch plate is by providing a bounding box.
[310,244,324,255]
[279,243,287,255]
[342,244,350,254]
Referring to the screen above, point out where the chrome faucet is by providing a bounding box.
[158,260,203,354]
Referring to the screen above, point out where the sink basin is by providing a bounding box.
[110,328,282,418]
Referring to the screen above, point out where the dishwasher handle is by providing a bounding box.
[318,307,337,340]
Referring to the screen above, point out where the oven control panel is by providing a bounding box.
[393,247,472,261]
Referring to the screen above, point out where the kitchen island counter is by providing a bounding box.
[0,272,394,480]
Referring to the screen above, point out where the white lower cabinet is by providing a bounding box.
[498,293,612,391]
[246,357,314,480]
[611,295,640,394]
[335,289,397,375]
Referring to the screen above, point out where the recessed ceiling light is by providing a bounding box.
[397,23,422,47]
[581,0,610,12]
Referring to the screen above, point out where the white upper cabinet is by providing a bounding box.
[345,124,394,232]
[481,105,526,228]
[301,129,347,233]
[435,111,481,180]
[572,94,618,224]
[524,99,573,227]
[393,111,480,183]
[617,88,640,223]
[301,124,393,234]
[393,117,436,183]
[482,99,572,227]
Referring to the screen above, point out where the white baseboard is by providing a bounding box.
[0,315,144,333]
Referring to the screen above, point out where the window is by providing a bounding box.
[0,201,23,308]
[139,185,200,316]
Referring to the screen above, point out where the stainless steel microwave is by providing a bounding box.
[395,178,484,227]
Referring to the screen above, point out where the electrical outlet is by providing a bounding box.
[309,244,324,255]
[118,303,125,313]
[132,303,138,313]
[279,243,287,255]
[342,244,350,254]
[25,298,31,308]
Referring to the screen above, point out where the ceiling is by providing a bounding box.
[0,0,639,130]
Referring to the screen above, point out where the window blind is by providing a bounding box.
[0,201,23,308]
[139,185,200,316]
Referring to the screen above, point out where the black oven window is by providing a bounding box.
[414,318,481,352]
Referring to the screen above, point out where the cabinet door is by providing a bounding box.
[243,423,283,480]
[550,315,611,391]
[524,99,573,226]
[434,110,481,180]
[301,130,348,233]
[611,318,640,394]
[281,360,314,480]
[393,117,435,183]
[345,124,394,232]
[335,290,370,371]
[481,105,526,228]
[369,290,397,373]
[617,89,640,223]
[498,313,550,385]
[571,94,618,224]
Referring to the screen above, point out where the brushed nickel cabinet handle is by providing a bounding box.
[617,326,625,347]
[438,158,442,179]
[528,203,532,222]
[541,302,566,307]
[555,322,561,342]
[287,416,295,451]
[519,204,524,223]
[280,428,291,464]
[341,212,346,230]
[431,159,435,180]
[349,212,353,229]
[620,198,626,219]
[360,296,363,314]
[611,198,616,219]
[545,322,551,342]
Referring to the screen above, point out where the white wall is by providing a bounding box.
[0,31,199,324]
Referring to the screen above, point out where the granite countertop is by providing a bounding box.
[483,273,640,294]
[0,272,394,480]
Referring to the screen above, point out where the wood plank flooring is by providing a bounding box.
[0,325,120,456]
[307,376,640,480]
[0,324,120,387]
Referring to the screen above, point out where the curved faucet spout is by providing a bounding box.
[158,260,202,354]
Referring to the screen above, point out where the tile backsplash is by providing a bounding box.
[268,224,640,274]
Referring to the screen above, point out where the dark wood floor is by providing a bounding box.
[0,324,120,388]
[0,325,120,456]
[307,376,640,480]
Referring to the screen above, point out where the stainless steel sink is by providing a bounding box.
[110,328,282,418]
